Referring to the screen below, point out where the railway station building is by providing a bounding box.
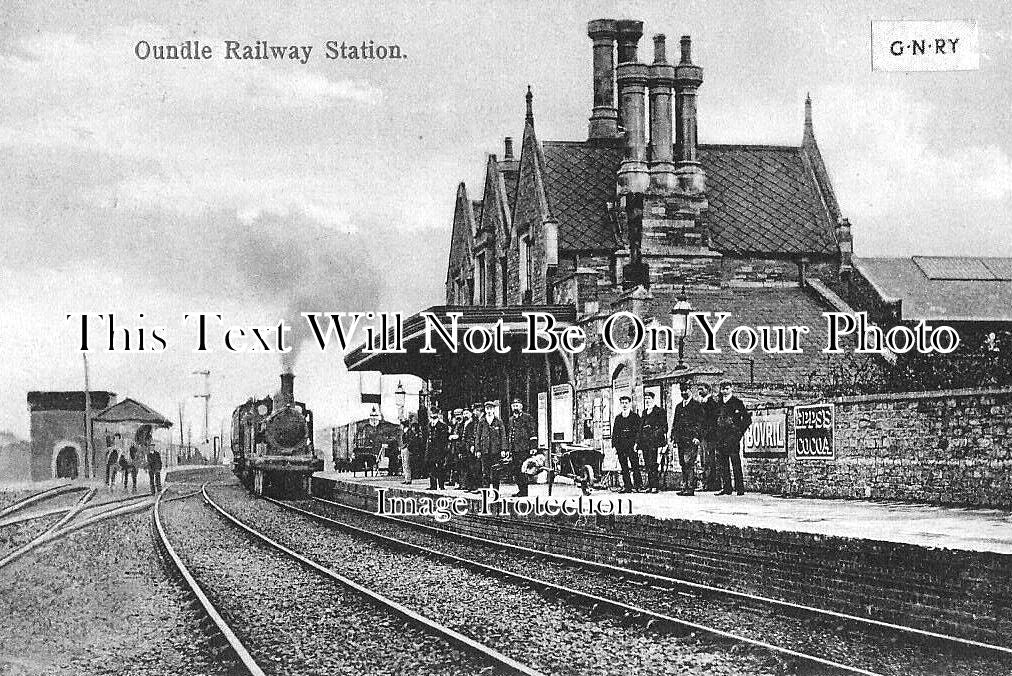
[22,391,172,482]
[346,18,1012,507]
[349,19,868,441]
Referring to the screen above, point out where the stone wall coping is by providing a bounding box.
[832,386,1012,405]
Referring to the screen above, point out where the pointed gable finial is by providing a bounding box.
[804,92,813,134]
[525,85,534,125]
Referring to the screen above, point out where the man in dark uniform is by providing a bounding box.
[506,397,537,498]
[671,383,706,496]
[697,383,720,491]
[714,380,751,496]
[636,390,667,493]
[474,400,506,491]
[611,395,641,493]
[147,447,163,495]
[425,410,450,490]
[460,405,481,491]
[446,408,464,486]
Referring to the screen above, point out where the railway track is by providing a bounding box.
[152,488,265,675]
[0,484,201,572]
[211,484,806,675]
[277,494,1012,676]
[0,482,81,520]
[157,482,547,675]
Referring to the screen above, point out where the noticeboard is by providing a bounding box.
[550,384,573,442]
[537,391,548,448]
[741,409,787,458]
[793,403,835,460]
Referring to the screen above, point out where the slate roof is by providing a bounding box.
[538,141,838,256]
[93,398,173,427]
[700,144,837,255]
[541,142,621,250]
[501,167,519,215]
[855,257,1012,322]
[643,287,865,386]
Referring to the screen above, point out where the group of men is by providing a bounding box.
[612,379,752,496]
[405,398,538,497]
[105,445,163,495]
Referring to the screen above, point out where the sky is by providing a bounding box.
[1,0,1010,440]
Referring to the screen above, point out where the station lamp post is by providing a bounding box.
[671,298,693,371]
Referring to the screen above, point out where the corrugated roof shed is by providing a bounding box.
[855,257,1012,322]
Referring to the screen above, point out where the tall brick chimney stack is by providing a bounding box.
[648,34,676,193]
[673,35,705,195]
[587,19,619,140]
[615,20,648,195]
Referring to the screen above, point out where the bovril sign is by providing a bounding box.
[741,408,787,459]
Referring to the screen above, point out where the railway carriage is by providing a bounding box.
[330,416,403,474]
[232,372,323,497]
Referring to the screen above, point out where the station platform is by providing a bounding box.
[312,471,1012,645]
[314,471,1012,555]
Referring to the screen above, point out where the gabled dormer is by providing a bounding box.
[445,182,478,305]
[508,87,559,305]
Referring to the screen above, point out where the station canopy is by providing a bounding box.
[343,304,577,378]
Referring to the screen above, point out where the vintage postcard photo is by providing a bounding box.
[1,1,1010,674]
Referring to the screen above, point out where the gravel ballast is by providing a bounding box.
[160,494,503,676]
[294,496,1012,676]
[209,484,786,676]
[0,503,235,675]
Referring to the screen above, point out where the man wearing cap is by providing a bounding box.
[454,408,474,489]
[713,380,751,496]
[611,394,641,493]
[671,382,706,496]
[446,408,465,487]
[461,403,482,490]
[425,409,450,490]
[636,390,668,493]
[697,383,720,491]
[474,400,506,491]
[506,397,537,498]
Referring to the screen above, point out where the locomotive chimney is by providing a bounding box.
[280,371,294,404]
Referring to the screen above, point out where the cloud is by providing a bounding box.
[0,26,381,154]
[808,84,1012,255]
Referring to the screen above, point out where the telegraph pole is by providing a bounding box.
[192,369,211,445]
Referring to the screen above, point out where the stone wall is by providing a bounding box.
[746,387,1012,508]
[316,477,1012,645]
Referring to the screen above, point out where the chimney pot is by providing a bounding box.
[673,34,705,193]
[504,136,514,160]
[680,35,692,64]
[615,20,644,63]
[653,34,667,64]
[587,19,620,140]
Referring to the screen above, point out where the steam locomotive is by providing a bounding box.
[231,372,323,497]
